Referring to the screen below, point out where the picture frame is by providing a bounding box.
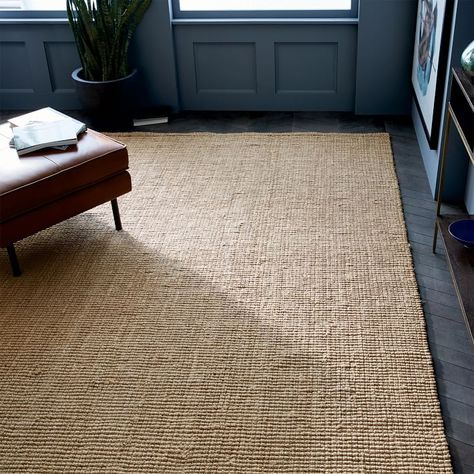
[411,0,454,150]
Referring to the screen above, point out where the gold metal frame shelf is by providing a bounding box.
[432,68,474,344]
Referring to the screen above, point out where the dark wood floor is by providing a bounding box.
[386,119,474,474]
[2,110,474,472]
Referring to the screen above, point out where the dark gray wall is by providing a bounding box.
[355,0,417,115]
[0,0,418,114]
[131,0,179,111]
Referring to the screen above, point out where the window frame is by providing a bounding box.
[172,0,358,19]
[0,0,66,18]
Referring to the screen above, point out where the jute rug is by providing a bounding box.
[0,133,451,472]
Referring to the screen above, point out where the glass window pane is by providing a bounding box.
[0,0,64,10]
[179,0,351,11]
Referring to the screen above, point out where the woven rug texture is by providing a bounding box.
[0,133,451,473]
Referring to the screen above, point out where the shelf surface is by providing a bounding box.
[437,214,474,343]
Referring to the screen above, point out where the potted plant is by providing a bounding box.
[67,0,151,130]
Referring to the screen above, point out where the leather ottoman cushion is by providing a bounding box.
[0,128,128,223]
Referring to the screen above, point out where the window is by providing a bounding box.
[0,0,66,17]
[180,0,351,12]
[0,0,64,9]
[0,0,22,8]
[173,0,357,18]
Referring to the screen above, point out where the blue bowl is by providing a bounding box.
[448,219,474,248]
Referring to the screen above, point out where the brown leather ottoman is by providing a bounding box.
[0,126,131,276]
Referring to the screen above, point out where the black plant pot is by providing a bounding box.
[72,68,138,131]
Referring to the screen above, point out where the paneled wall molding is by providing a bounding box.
[1,0,417,115]
[0,24,80,110]
[0,0,180,111]
[174,24,356,111]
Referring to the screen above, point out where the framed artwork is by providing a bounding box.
[411,0,454,149]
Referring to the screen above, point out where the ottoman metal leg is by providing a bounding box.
[111,199,123,231]
[6,244,21,277]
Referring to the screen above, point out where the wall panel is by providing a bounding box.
[0,41,33,91]
[194,42,257,93]
[0,23,80,110]
[44,41,77,93]
[275,42,337,93]
[174,24,356,111]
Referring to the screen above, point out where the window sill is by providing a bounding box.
[172,17,358,24]
[0,17,67,23]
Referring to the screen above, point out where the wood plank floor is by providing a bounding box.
[385,119,474,474]
[2,110,473,472]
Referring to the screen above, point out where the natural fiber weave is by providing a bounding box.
[0,133,451,473]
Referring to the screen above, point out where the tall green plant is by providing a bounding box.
[67,0,151,82]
